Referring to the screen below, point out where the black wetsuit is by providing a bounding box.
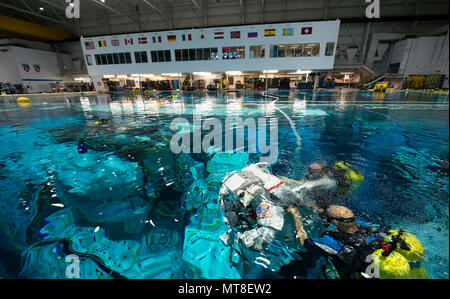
[278,222,382,279]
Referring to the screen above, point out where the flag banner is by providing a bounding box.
[167,35,176,42]
[264,29,276,36]
[182,34,192,41]
[22,64,30,72]
[98,40,107,47]
[33,64,40,72]
[158,36,162,43]
[124,38,133,45]
[138,37,147,44]
[230,31,241,39]
[200,33,206,40]
[301,27,313,35]
[111,39,120,46]
[84,41,95,50]
[248,32,258,38]
[214,32,224,39]
[282,28,294,36]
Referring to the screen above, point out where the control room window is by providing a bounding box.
[125,53,132,64]
[249,46,265,58]
[270,45,287,58]
[100,54,107,65]
[113,53,120,64]
[303,43,320,56]
[119,53,126,64]
[135,51,148,63]
[325,42,335,56]
[86,55,93,66]
[222,47,245,59]
[288,44,303,57]
[210,48,218,60]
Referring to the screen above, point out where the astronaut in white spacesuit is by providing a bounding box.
[218,162,337,251]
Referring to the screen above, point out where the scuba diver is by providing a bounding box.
[278,205,427,279]
[77,140,88,154]
[218,162,335,252]
[282,161,364,213]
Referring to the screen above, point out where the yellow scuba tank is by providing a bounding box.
[372,248,411,279]
[384,230,425,262]
[382,229,427,279]
[333,161,364,190]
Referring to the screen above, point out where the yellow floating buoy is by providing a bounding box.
[17,97,30,103]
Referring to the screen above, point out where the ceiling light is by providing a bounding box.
[226,71,242,75]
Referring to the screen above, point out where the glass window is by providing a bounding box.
[182,49,188,61]
[203,48,210,60]
[113,53,120,64]
[119,53,126,64]
[157,50,164,62]
[249,46,265,58]
[107,54,113,64]
[142,51,148,63]
[222,47,244,59]
[164,50,171,62]
[175,50,182,61]
[287,44,301,57]
[211,48,218,60]
[303,43,320,56]
[151,51,158,63]
[325,42,335,56]
[86,55,93,65]
[101,54,107,65]
[196,48,203,61]
[189,49,196,61]
[135,52,142,63]
[125,53,132,63]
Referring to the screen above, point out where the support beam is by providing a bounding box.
[239,0,245,24]
[89,0,137,24]
[0,14,73,40]
[142,0,171,29]
[0,2,73,29]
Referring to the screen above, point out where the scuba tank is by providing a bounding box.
[332,161,364,191]
[372,229,427,279]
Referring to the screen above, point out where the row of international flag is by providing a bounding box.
[85,26,313,50]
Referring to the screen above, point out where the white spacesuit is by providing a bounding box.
[218,162,336,251]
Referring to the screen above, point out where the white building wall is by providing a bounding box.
[81,20,340,77]
[11,46,63,93]
[0,47,21,85]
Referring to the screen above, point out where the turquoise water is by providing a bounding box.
[0,90,448,279]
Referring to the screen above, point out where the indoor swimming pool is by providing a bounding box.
[0,90,448,279]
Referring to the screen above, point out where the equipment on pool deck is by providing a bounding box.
[373,82,388,92]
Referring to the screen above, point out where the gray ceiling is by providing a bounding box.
[0,0,448,37]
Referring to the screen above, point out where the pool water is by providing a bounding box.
[0,90,448,279]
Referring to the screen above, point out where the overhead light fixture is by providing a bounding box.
[39,7,44,11]
[162,73,182,77]
[103,75,115,78]
[117,75,128,78]
[193,72,212,76]
[226,71,242,75]
[263,70,278,74]
[296,70,312,74]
